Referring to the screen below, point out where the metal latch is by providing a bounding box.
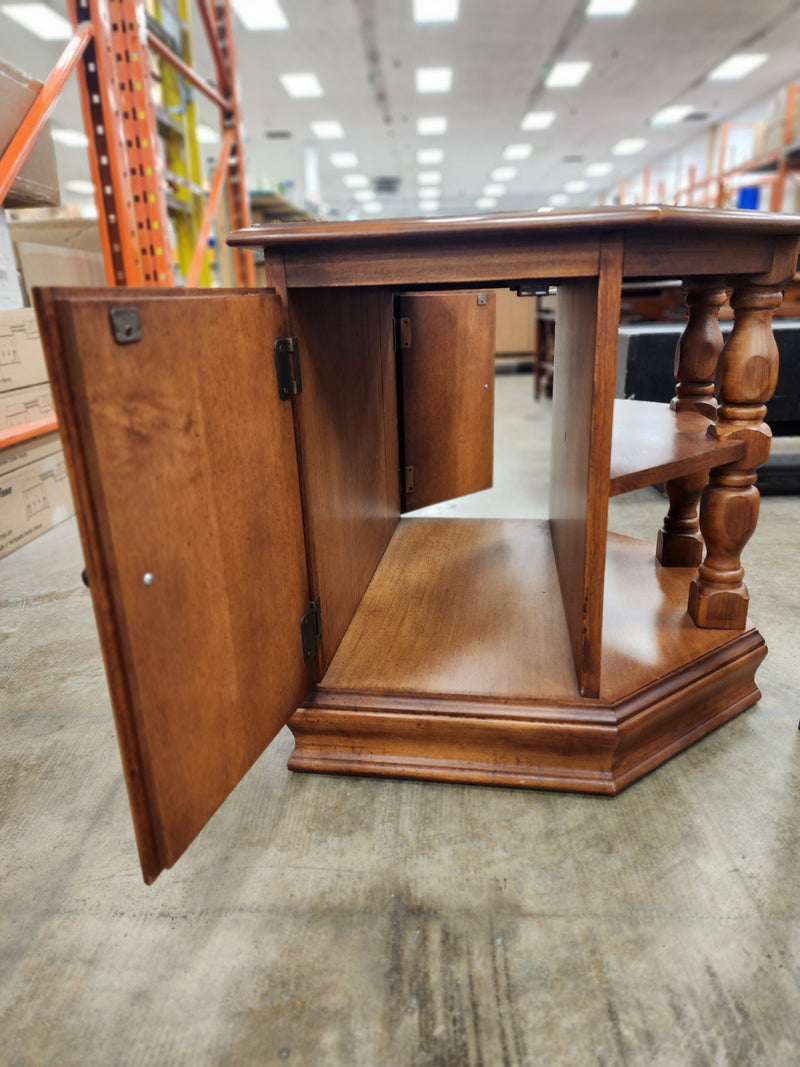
[300,596,322,661]
[394,316,411,350]
[110,307,142,344]
[274,336,302,399]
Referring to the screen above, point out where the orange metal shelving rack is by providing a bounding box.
[0,0,255,449]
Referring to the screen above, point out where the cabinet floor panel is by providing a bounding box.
[321,517,578,700]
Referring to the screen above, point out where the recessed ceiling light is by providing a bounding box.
[708,53,768,81]
[413,0,459,22]
[353,189,375,202]
[231,0,288,30]
[564,180,589,194]
[586,0,637,14]
[416,68,453,93]
[585,161,613,177]
[417,116,448,135]
[650,104,694,126]
[51,128,89,148]
[1,3,71,39]
[196,124,220,145]
[483,183,505,197]
[64,179,96,196]
[503,144,532,160]
[491,167,517,182]
[476,197,497,210]
[280,73,323,98]
[418,171,442,185]
[612,137,647,155]
[311,120,344,139]
[330,152,358,168]
[343,174,370,188]
[545,61,591,89]
[417,148,444,164]
[521,111,556,131]
[548,193,569,207]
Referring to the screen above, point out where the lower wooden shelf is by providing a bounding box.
[288,519,766,794]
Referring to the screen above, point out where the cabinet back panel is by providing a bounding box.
[289,289,400,673]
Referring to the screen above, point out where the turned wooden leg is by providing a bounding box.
[670,277,727,419]
[688,283,782,629]
[658,279,726,566]
[656,469,708,567]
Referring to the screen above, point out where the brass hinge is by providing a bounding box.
[402,465,415,497]
[393,316,411,350]
[274,336,302,399]
[300,596,322,661]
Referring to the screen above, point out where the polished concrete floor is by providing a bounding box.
[2,373,799,1066]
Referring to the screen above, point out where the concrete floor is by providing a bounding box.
[2,372,799,1066]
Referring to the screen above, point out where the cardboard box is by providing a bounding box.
[0,381,54,429]
[0,439,74,559]
[16,241,106,294]
[0,307,48,390]
[0,211,25,309]
[0,428,60,475]
[0,59,60,209]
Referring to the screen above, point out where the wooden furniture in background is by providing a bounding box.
[36,206,800,882]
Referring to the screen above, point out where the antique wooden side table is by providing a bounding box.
[36,206,800,881]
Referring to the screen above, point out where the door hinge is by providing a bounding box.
[402,465,415,497]
[274,336,302,399]
[393,316,411,350]
[110,306,142,345]
[300,596,322,661]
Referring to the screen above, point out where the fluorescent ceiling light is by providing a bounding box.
[413,0,459,22]
[330,151,358,168]
[51,128,89,148]
[195,124,220,145]
[64,179,95,196]
[362,202,382,214]
[612,137,646,155]
[417,116,448,135]
[483,183,505,197]
[1,3,71,39]
[280,73,323,98]
[650,104,694,126]
[521,110,556,131]
[311,120,344,139]
[548,193,569,207]
[585,161,613,177]
[416,67,452,93]
[564,180,589,194]
[353,189,375,202]
[503,143,532,160]
[231,0,287,30]
[586,0,637,14]
[708,53,768,82]
[343,174,370,188]
[491,166,517,182]
[545,61,591,89]
[417,148,444,164]
[418,171,442,185]
[476,197,497,210]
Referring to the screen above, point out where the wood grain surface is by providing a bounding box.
[36,288,312,883]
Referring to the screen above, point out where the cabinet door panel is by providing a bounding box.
[398,291,495,512]
[35,289,311,883]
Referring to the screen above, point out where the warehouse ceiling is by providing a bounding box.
[4,0,800,219]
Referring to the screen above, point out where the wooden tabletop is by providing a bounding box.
[228,205,800,250]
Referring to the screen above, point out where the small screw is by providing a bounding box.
[143,572,154,586]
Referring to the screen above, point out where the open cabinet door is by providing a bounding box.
[35,288,312,883]
[397,291,496,512]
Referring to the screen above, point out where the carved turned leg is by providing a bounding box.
[658,279,726,567]
[688,284,782,629]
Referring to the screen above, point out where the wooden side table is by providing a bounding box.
[36,206,800,881]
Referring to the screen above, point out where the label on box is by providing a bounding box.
[0,446,74,559]
[0,381,54,429]
[0,308,48,390]
[0,211,24,309]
